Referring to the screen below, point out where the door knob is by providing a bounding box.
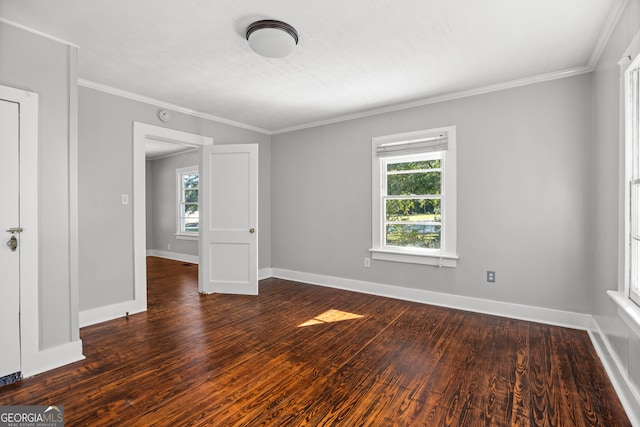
[6,235,17,252]
[249,228,255,234]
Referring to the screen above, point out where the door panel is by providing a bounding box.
[199,144,258,295]
[0,98,21,378]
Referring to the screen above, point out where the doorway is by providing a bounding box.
[133,122,260,303]
[133,123,213,312]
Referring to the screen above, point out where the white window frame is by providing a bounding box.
[625,54,640,306]
[176,165,199,240]
[371,126,458,267]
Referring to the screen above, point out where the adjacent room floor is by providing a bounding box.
[0,257,630,426]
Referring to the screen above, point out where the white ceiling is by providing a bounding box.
[0,0,623,133]
[145,139,198,161]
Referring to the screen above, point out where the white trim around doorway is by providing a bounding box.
[132,123,213,319]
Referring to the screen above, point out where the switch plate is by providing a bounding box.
[487,271,496,283]
[121,194,129,205]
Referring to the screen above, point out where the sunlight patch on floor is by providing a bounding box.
[298,309,364,327]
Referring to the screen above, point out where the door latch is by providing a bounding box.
[6,235,17,252]
[5,228,22,252]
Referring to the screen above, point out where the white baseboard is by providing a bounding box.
[22,340,85,378]
[80,299,146,328]
[147,249,198,264]
[259,268,273,281]
[147,251,272,280]
[270,268,594,330]
[589,323,640,426]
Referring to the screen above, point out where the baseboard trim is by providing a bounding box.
[589,322,640,425]
[22,340,85,378]
[147,252,272,280]
[147,249,198,264]
[259,268,273,281]
[270,268,593,330]
[80,300,146,328]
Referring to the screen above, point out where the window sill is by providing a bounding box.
[175,233,198,241]
[369,248,458,267]
[607,290,640,339]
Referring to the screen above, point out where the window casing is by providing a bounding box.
[625,56,640,306]
[371,126,457,267]
[176,166,199,237]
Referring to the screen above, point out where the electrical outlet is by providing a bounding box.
[168,244,171,250]
[487,271,496,283]
[364,257,371,268]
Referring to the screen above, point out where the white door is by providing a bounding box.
[0,98,21,378]
[199,144,258,295]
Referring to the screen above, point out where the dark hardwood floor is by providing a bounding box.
[0,256,630,426]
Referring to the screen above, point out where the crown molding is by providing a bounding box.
[591,0,629,68]
[271,66,592,135]
[588,0,629,69]
[0,18,79,48]
[78,79,272,135]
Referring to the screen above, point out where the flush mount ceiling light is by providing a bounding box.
[246,20,298,58]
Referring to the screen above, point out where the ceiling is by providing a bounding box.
[145,139,198,160]
[0,0,623,134]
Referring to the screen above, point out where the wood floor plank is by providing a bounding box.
[0,257,630,426]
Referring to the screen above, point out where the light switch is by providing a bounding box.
[121,194,129,205]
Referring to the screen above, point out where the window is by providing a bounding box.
[176,166,199,237]
[371,127,457,267]
[625,55,640,306]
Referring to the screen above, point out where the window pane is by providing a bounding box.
[387,159,440,171]
[183,203,198,215]
[387,171,441,195]
[185,189,198,203]
[632,239,640,294]
[180,217,199,233]
[183,173,199,189]
[385,199,441,221]
[385,224,441,249]
[632,183,640,236]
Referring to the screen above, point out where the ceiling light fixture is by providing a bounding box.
[246,20,298,58]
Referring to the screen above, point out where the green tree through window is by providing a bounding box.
[178,168,199,233]
[384,157,442,249]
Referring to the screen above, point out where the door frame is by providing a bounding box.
[133,122,213,310]
[0,85,39,376]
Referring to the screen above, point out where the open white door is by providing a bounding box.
[0,98,21,379]
[199,144,258,294]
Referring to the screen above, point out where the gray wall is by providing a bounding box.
[592,0,640,408]
[0,22,79,349]
[272,74,593,313]
[147,150,200,257]
[78,86,271,312]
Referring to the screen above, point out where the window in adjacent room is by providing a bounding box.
[625,54,640,307]
[371,126,457,267]
[176,166,199,237]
